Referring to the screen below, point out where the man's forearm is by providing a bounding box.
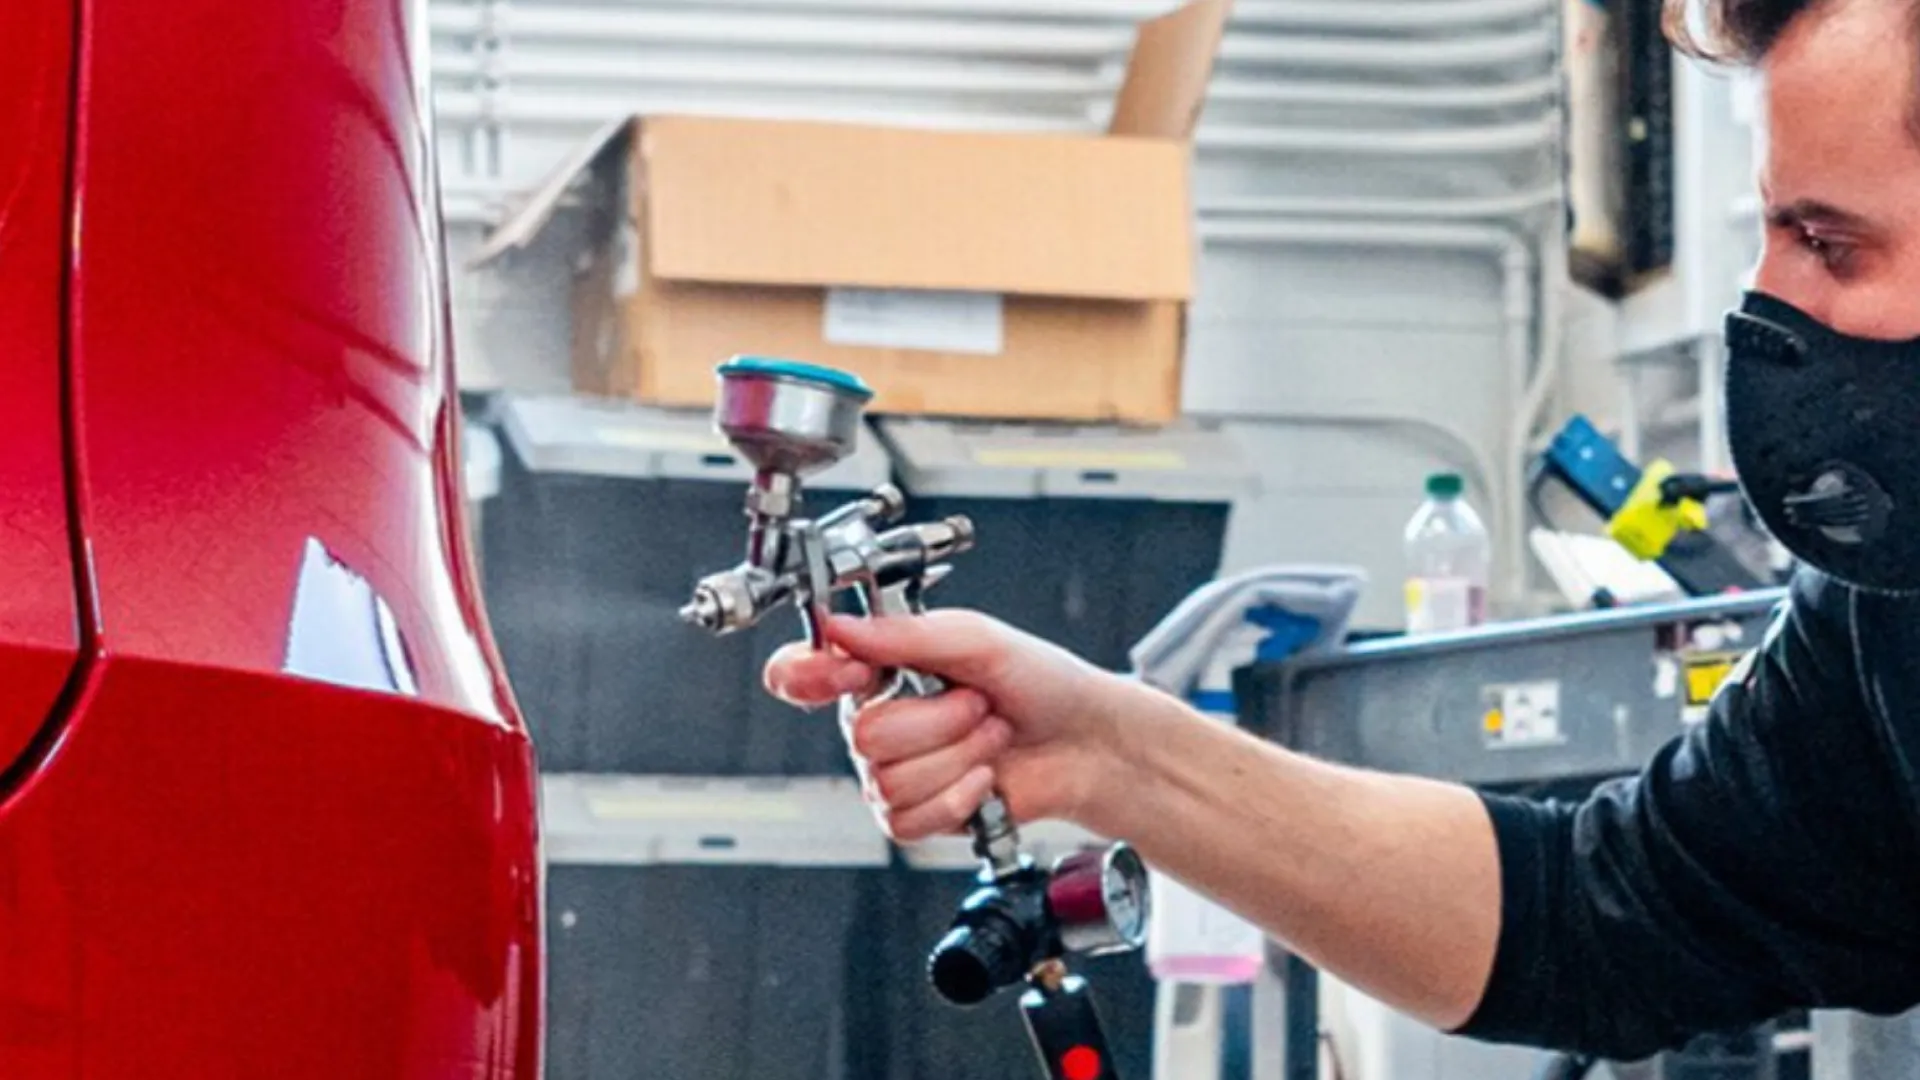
[1083,681,1502,1031]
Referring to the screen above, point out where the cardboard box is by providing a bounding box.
[476,0,1230,425]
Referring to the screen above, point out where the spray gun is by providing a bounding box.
[678,357,1151,1080]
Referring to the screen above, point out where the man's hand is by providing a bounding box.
[765,608,1503,1033]
[763,610,1152,841]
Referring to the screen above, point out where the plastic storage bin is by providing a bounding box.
[872,418,1255,672]
[540,777,886,1080]
[537,776,1159,1080]
[480,392,893,776]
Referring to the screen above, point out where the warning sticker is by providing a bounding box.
[1680,649,1745,724]
[1481,680,1565,749]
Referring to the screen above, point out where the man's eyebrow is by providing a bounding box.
[1765,198,1878,232]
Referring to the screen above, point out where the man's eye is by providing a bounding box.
[1798,229,1854,272]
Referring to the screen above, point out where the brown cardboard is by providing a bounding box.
[478,0,1232,425]
[1110,0,1234,140]
[641,117,1195,303]
[628,282,1185,421]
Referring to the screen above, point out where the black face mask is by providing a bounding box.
[1725,290,1920,594]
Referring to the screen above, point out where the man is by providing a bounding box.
[766,0,1920,1061]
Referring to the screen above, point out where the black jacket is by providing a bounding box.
[1455,570,1920,1060]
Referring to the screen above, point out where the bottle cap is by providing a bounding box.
[1426,472,1464,499]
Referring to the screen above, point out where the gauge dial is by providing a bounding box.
[1049,842,1152,956]
[1099,844,1150,950]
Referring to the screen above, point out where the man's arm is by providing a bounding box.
[1091,570,1920,1060]
[1086,683,1504,1031]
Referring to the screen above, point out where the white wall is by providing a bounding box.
[431,0,1567,631]
[1187,239,1513,627]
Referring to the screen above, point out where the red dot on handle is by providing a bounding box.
[1062,1046,1102,1080]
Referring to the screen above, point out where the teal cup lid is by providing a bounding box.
[717,356,873,400]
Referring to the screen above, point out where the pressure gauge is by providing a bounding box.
[1047,843,1151,956]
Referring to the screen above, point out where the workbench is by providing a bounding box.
[1225,589,1791,1080]
[1240,589,1784,791]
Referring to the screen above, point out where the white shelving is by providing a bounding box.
[542,773,1114,871]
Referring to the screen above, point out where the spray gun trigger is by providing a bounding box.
[794,523,836,651]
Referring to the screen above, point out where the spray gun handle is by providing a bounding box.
[866,665,947,707]
[838,569,1022,874]
[852,556,952,707]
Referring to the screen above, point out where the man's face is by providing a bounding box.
[1755,0,1920,338]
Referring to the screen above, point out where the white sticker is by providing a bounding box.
[1653,656,1679,699]
[1482,680,1564,749]
[1405,576,1476,635]
[823,288,1004,355]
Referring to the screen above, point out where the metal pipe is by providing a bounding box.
[1207,74,1562,110]
[437,182,1559,232]
[1230,0,1556,29]
[1198,218,1525,251]
[432,51,1109,98]
[504,0,1555,32]
[432,69,1559,130]
[432,89,1085,132]
[1500,237,1541,612]
[1219,25,1554,68]
[1198,117,1554,155]
[433,7,1554,69]
[432,51,1561,113]
[1203,186,1562,219]
[1197,218,1521,503]
[435,89,1556,157]
[1228,411,1505,530]
[429,6,1131,57]
[1200,216,1537,611]
[1502,211,1566,610]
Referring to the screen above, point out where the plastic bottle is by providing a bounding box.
[1403,472,1491,635]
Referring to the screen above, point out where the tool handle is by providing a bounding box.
[846,573,1021,871]
[1021,973,1123,1080]
[857,573,948,705]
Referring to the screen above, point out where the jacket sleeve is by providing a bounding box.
[1453,570,1920,1060]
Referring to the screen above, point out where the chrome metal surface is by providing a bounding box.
[970,794,1024,876]
[714,366,868,479]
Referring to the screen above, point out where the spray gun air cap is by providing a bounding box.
[713,356,873,479]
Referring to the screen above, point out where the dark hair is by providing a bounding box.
[1663,0,1920,139]
[1661,0,1823,62]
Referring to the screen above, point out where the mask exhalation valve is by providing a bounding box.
[1783,464,1888,545]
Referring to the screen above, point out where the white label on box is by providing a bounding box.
[823,288,1004,355]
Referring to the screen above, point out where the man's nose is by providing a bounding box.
[1746,244,1823,317]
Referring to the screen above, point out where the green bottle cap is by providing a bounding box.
[1426,472,1464,499]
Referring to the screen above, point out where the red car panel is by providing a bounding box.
[0,1,545,1076]
[0,0,84,780]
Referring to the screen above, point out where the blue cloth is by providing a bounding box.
[1129,565,1368,702]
